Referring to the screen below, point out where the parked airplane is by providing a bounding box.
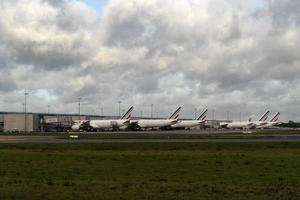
[132,107,181,129]
[220,119,254,129]
[171,109,208,129]
[89,106,134,131]
[250,111,270,127]
[220,111,270,129]
[71,120,89,132]
[257,112,281,129]
[71,106,134,131]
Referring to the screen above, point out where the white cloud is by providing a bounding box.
[0,0,299,121]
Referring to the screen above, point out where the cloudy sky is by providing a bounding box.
[0,0,299,121]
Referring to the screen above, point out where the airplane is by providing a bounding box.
[256,112,281,129]
[71,106,134,131]
[220,111,270,130]
[132,107,181,130]
[220,118,254,130]
[71,120,90,132]
[249,110,270,127]
[171,109,208,129]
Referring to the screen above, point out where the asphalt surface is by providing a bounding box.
[1,134,300,143]
[73,130,249,135]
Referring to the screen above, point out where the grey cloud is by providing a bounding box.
[0,76,17,93]
[0,0,96,71]
[267,0,300,28]
[0,0,300,121]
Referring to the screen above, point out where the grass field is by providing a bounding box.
[0,142,300,199]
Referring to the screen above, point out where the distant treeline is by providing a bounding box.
[279,121,300,128]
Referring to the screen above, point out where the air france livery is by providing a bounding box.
[89,106,134,130]
[72,106,134,131]
[220,111,270,129]
[257,112,281,129]
[250,111,270,127]
[134,107,181,129]
[171,109,208,129]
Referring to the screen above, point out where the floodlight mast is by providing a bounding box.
[24,92,29,132]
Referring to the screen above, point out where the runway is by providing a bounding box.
[1,134,300,143]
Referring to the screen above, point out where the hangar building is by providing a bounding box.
[0,112,106,132]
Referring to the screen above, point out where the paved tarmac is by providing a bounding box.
[72,130,249,135]
[1,134,300,143]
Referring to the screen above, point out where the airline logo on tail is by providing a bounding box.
[259,111,270,122]
[168,107,181,120]
[120,106,134,120]
[197,109,208,121]
[270,112,280,122]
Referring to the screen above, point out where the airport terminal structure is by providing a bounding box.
[0,108,281,133]
[0,112,108,132]
[0,111,221,132]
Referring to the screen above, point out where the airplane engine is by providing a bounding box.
[71,124,80,131]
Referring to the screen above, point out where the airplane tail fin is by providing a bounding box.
[258,110,270,122]
[120,106,134,120]
[197,109,208,120]
[270,112,280,122]
[168,107,181,120]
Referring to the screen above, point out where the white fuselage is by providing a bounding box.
[256,122,280,129]
[89,120,129,129]
[136,119,177,128]
[252,121,268,126]
[227,121,254,129]
[171,120,203,128]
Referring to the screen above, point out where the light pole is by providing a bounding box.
[47,105,50,114]
[150,104,154,118]
[140,111,143,118]
[118,101,122,117]
[24,92,29,132]
[78,98,81,120]
[226,111,229,121]
[98,102,103,116]
[98,103,101,116]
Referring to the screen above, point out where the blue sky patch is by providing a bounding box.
[82,0,109,14]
